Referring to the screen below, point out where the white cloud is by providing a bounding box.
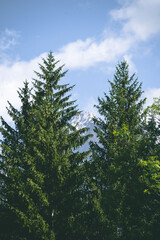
[1,0,160,72]
[1,0,160,121]
[144,88,160,107]
[0,29,20,51]
[55,0,160,69]
[55,37,133,69]
[111,0,160,41]
[0,53,47,121]
[123,54,137,73]
[83,96,99,116]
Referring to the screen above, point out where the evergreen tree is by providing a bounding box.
[0,53,96,239]
[90,61,153,239]
[138,98,160,239]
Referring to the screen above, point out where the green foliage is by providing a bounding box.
[139,98,160,193]
[1,56,160,239]
[0,53,95,239]
[90,61,160,239]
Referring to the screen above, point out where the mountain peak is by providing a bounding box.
[71,112,97,152]
[71,111,95,129]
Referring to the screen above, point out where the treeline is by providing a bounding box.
[0,53,160,240]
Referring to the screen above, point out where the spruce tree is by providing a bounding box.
[138,98,160,239]
[0,53,94,239]
[90,61,152,239]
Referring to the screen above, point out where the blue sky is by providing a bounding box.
[0,0,160,120]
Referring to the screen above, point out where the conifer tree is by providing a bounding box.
[0,53,95,239]
[90,61,152,239]
[138,98,160,239]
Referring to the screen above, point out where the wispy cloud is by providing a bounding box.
[83,96,99,116]
[111,0,160,41]
[0,29,20,51]
[56,0,160,69]
[144,88,160,107]
[123,54,137,73]
[0,29,20,64]
[0,53,47,121]
[1,0,160,119]
[1,0,160,70]
[55,37,132,69]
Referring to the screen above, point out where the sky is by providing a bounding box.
[0,0,160,121]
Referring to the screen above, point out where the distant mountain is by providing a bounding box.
[71,112,97,152]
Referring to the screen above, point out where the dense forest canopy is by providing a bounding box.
[0,53,160,240]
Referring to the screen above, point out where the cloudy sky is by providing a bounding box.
[0,0,160,121]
